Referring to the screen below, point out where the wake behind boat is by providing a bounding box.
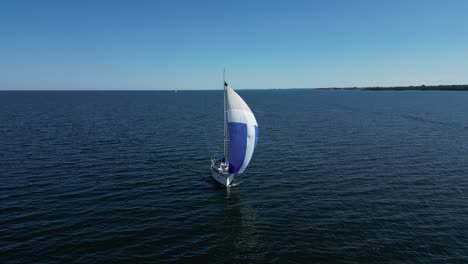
[211,76,258,187]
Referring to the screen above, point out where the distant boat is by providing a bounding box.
[211,74,258,187]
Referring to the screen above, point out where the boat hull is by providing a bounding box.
[211,168,235,187]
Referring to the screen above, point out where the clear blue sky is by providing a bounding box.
[1,0,468,90]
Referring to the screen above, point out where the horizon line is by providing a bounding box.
[1,84,468,92]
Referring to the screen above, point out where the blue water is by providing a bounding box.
[1,90,468,263]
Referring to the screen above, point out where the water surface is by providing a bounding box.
[1,90,468,263]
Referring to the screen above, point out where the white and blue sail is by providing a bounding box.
[211,80,258,187]
[225,83,258,174]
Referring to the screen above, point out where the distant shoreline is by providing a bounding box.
[2,84,468,92]
[316,85,468,91]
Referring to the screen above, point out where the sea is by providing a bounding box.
[1,90,468,263]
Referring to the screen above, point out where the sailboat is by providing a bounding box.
[211,76,258,187]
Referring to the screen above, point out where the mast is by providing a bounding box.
[223,69,227,158]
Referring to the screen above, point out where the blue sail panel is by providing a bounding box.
[228,122,247,174]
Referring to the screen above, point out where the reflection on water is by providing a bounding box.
[213,184,268,263]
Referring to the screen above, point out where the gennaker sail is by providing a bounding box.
[226,84,258,174]
[210,79,258,187]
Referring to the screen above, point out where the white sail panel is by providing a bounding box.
[226,85,258,174]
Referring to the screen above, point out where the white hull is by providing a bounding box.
[211,168,235,187]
